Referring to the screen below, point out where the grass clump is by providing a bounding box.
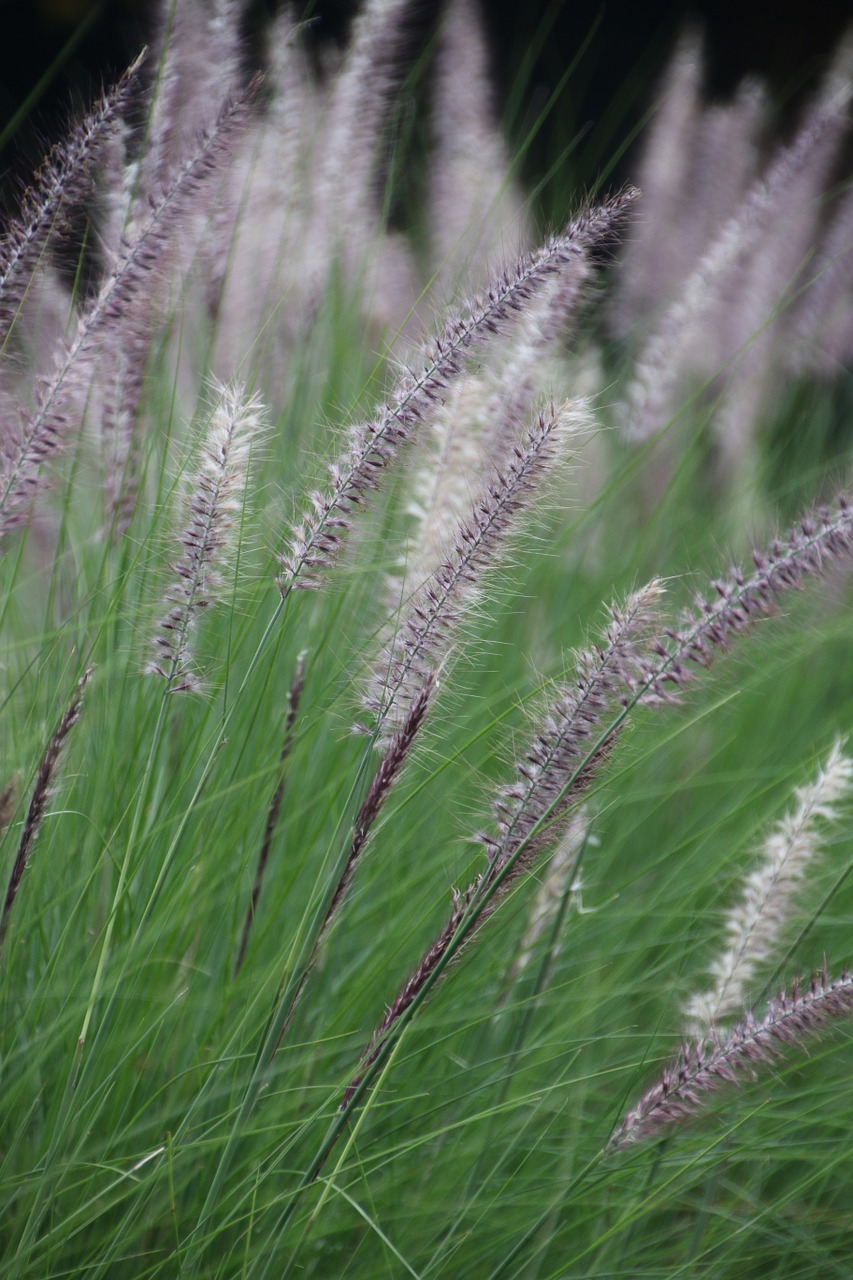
[2,4,853,1277]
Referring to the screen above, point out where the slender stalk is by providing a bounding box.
[185,678,433,1274]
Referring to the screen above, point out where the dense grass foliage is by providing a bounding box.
[2,4,853,1277]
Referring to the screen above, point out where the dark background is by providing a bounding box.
[1,0,851,195]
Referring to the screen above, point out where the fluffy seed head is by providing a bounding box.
[147,382,266,692]
[482,581,666,873]
[686,741,853,1032]
[364,402,587,743]
[610,965,853,1150]
[278,190,637,594]
[634,497,853,705]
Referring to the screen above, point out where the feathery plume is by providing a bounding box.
[710,76,850,479]
[95,112,136,267]
[142,0,245,190]
[366,402,587,742]
[211,9,320,379]
[611,27,704,336]
[0,56,142,347]
[235,653,306,975]
[401,253,597,600]
[610,965,853,1150]
[343,583,664,1105]
[98,335,152,540]
[679,80,766,274]
[685,742,853,1032]
[0,81,256,539]
[623,69,849,441]
[0,670,91,949]
[790,180,853,377]
[279,189,638,593]
[94,115,152,538]
[147,383,265,692]
[314,0,417,263]
[401,370,495,592]
[636,497,853,703]
[613,44,766,340]
[429,0,530,292]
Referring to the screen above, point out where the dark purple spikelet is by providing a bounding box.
[278,189,638,593]
[0,79,257,539]
[0,54,143,346]
[365,402,585,741]
[341,875,477,1108]
[274,675,434,1050]
[609,964,853,1150]
[235,653,307,975]
[0,669,91,948]
[326,674,434,935]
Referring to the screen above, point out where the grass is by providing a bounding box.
[1,4,853,1277]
